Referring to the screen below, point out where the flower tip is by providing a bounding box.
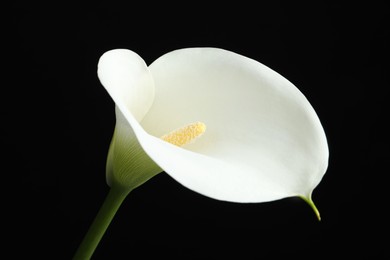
[197,121,207,133]
[299,195,321,221]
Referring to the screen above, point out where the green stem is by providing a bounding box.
[73,185,130,260]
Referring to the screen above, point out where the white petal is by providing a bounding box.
[98,49,160,190]
[138,48,328,202]
[106,106,161,190]
[98,49,154,122]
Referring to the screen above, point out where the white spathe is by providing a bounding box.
[98,47,328,205]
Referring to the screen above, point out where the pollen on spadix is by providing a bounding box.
[161,122,206,147]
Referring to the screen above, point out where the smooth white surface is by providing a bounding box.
[98,48,329,203]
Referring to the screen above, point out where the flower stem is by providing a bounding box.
[73,185,130,260]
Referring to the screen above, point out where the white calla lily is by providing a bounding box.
[99,47,328,209]
[74,47,328,259]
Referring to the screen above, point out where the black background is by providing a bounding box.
[6,2,388,259]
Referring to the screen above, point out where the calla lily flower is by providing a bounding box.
[74,47,328,259]
[98,47,328,213]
